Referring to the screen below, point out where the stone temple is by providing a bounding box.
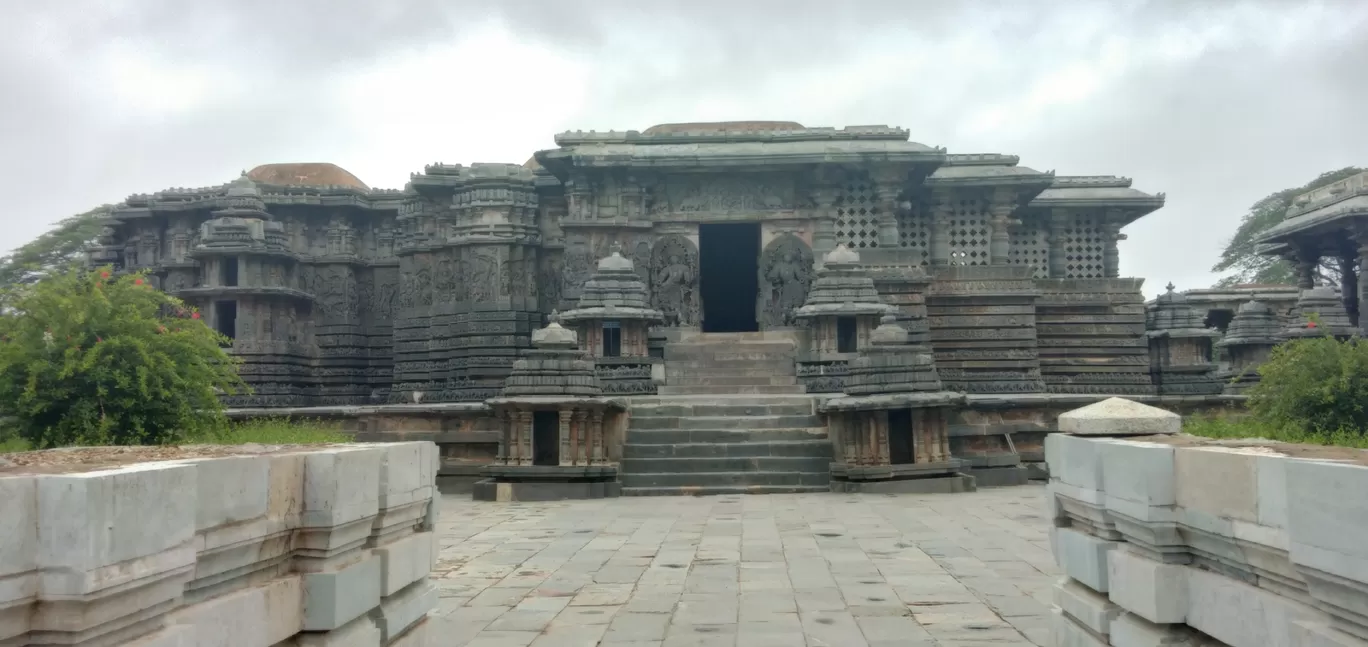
[90,121,1213,495]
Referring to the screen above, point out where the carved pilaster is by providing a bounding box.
[1048,208,1069,279]
[1340,253,1360,328]
[874,410,889,466]
[1103,209,1125,278]
[559,409,573,466]
[1295,244,1319,290]
[931,189,953,267]
[988,188,1018,265]
[517,410,533,465]
[872,174,901,248]
[589,410,605,464]
[497,410,511,465]
[810,182,840,258]
[570,409,586,466]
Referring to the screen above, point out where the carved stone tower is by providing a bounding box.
[1147,284,1222,395]
[793,245,893,392]
[559,251,664,395]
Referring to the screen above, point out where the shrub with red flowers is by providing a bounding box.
[1249,328,1368,435]
[0,266,245,447]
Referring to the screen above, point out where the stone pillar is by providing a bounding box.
[571,409,586,465]
[874,410,890,466]
[811,184,840,258]
[872,169,902,248]
[1294,244,1318,289]
[1359,239,1368,337]
[1341,253,1360,328]
[1048,209,1069,279]
[589,410,605,464]
[931,190,953,267]
[517,410,533,465]
[496,410,511,465]
[843,413,859,466]
[1103,210,1125,278]
[988,189,1017,265]
[558,409,573,466]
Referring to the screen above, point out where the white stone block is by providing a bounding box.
[1287,458,1368,585]
[1055,577,1121,635]
[302,553,381,631]
[189,455,270,532]
[302,447,383,529]
[170,575,302,647]
[377,443,434,511]
[1256,454,1290,530]
[375,579,436,642]
[1185,566,1319,647]
[1046,434,1111,492]
[386,615,431,647]
[295,615,382,647]
[124,625,193,647]
[377,531,436,597]
[1100,441,1176,521]
[1050,608,1108,647]
[1053,527,1117,593]
[1058,397,1181,436]
[1291,621,1368,647]
[1110,613,1198,646]
[1107,549,1187,625]
[267,454,307,522]
[36,462,197,596]
[1175,447,1259,523]
[0,475,38,614]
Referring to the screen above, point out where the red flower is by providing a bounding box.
[158,326,167,333]
[134,278,144,286]
[191,312,201,320]
[1308,322,1318,329]
[96,337,102,343]
[99,271,110,279]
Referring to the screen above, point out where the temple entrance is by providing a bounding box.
[699,222,760,332]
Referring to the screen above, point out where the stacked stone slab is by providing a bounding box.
[1035,278,1155,395]
[926,265,1047,393]
[1216,297,1284,394]
[821,314,973,493]
[1146,283,1223,395]
[794,245,894,393]
[476,318,625,501]
[1284,285,1357,339]
[559,251,664,396]
[0,442,439,646]
[1047,398,1368,647]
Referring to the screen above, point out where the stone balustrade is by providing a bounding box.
[0,442,439,646]
[1046,399,1368,646]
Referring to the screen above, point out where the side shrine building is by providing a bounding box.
[90,121,1203,494]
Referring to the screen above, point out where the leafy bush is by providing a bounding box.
[1246,334,1368,435]
[0,266,245,448]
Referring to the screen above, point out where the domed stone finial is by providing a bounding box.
[226,172,261,197]
[824,244,861,266]
[532,319,577,348]
[869,314,909,346]
[1165,282,1176,293]
[597,251,635,272]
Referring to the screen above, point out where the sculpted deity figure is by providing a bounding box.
[650,235,699,326]
[760,235,813,328]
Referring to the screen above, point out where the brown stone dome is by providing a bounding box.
[246,163,368,190]
[642,121,804,135]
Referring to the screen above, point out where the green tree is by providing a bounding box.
[0,208,106,289]
[1248,334,1368,435]
[0,266,245,448]
[1211,167,1365,287]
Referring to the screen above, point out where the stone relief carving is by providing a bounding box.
[650,235,700,326]
[466,249,500,302]
[651,175,794,214]
[540,252,564,311]
[562,236,596,302]
[759,234,813,328]
[631,239,653,291]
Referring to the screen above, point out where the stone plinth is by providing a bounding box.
[1046,419,1368,647]
[0,442,439,647]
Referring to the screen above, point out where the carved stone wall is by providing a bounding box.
[926,266,1046,393]
[946,193,992,266]
[835,171,881,249]
[1035,278,1155,395]
[758,234,814,328]
[1061,210,1106,278]
[650,234,700,327]
[1008,218,1050,279]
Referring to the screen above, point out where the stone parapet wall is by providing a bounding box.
[0,442,439,646]
[1046,431,1368,646]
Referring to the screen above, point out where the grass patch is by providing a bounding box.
[0,417,348,454]
[1185,413,1368,449]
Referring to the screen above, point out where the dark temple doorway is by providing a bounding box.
[699,222,761,332]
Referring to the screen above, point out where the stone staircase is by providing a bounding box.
[658,331,806,395]
[619,395,832,496]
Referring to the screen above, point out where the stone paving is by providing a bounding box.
[429,486,1057,647]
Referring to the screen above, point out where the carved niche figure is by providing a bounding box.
[540,253,564,311]
[631,239,653,293]
[466,249,499,302]
[416,265,432,307]
[377,280,397,318]
[650,235,700,327]
[358,278,374,319]
[562,237,595,302]
[760,234,814,328]
[398,269,416,310]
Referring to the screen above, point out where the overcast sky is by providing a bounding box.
[3,0,1365,296]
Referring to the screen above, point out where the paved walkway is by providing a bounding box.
[429,486,1056,647]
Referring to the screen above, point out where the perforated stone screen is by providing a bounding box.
[947,196,990,266]
[1063,212,1105,278]
[1009,219,1050,279]
[836,173,880,249]
[896,198,932,265]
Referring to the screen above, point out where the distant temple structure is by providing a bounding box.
[90,121,1211,494]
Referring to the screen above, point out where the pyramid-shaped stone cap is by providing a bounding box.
[1284,286,1355,339]
[795,244,891,319]
[1058,397,1181,436]
[1217,298,1282,348]
[559,252,663,323]
[532,319,577,348]
[1147,283,1218,339]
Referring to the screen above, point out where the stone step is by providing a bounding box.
[623,439,831,458]
[620,471,830,488]
[664,376,798,387]
[630,414,821,430]
[620,456,831,473]
[657,385,806,395]
[625,427,827,444]
[665,364,796,375]
[674,331,801,343]
[628,402,815,417]
[621,485,830,497]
